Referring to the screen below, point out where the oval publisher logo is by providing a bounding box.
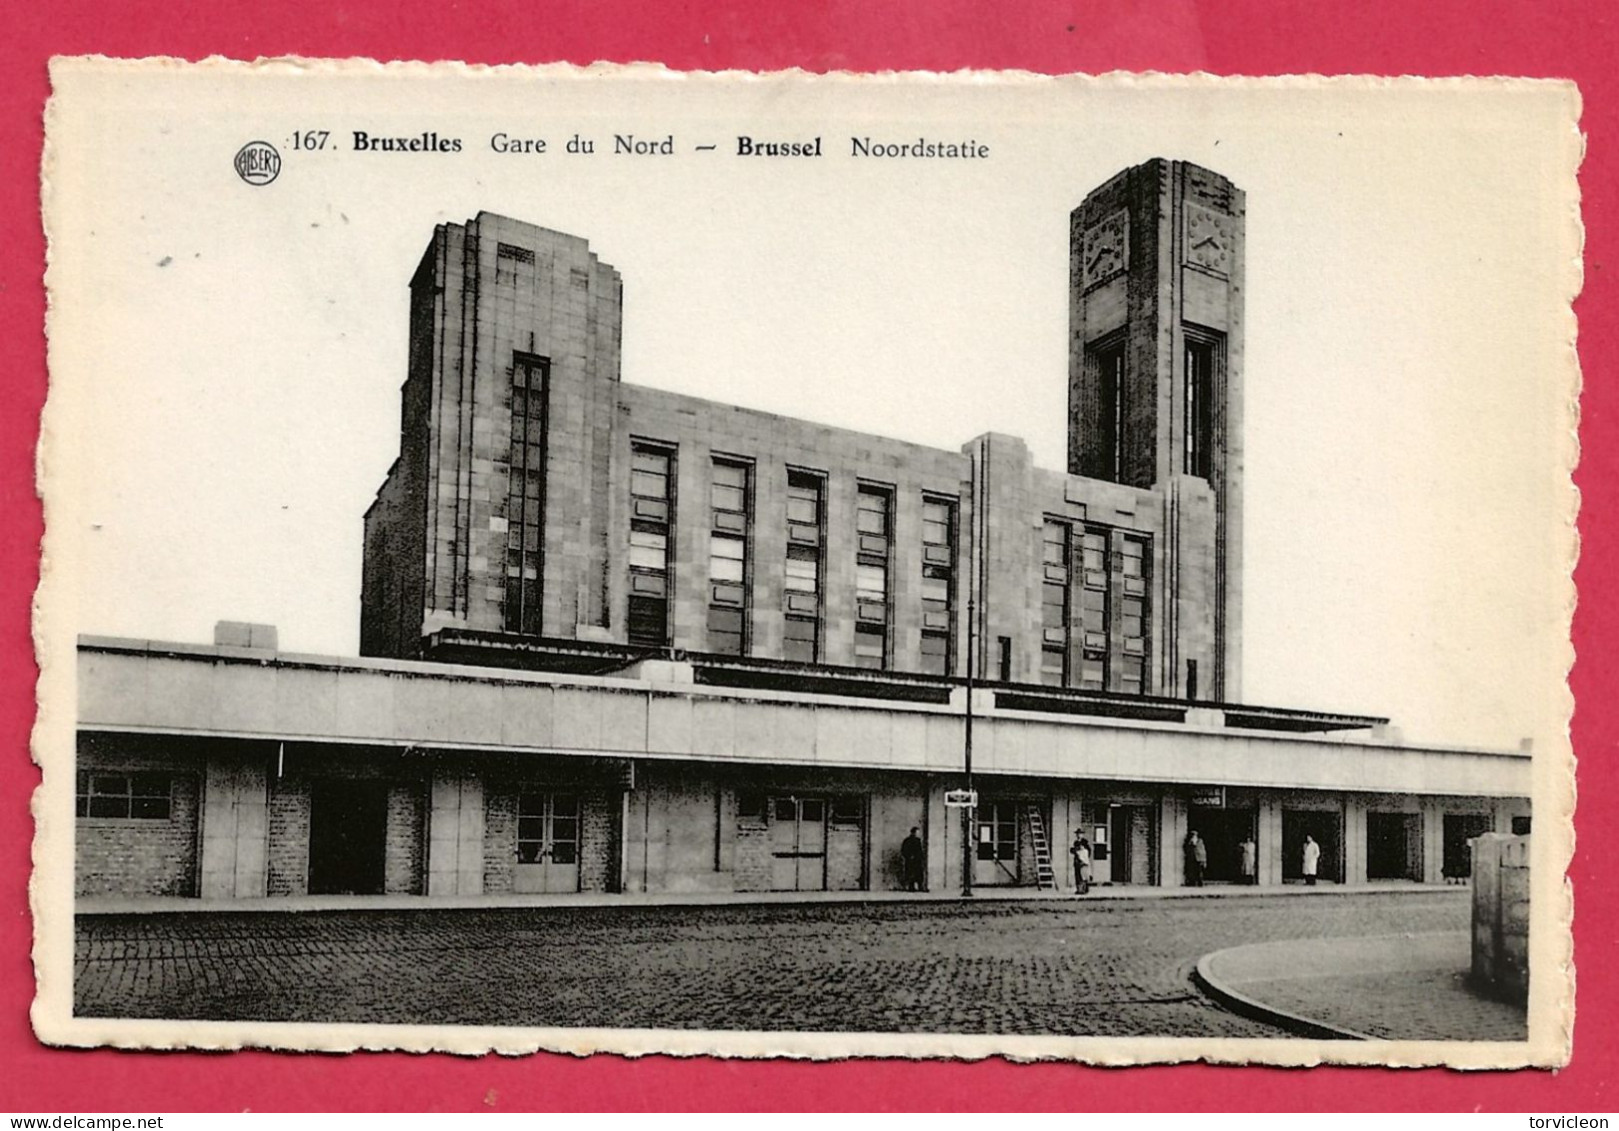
[234,140,281,186]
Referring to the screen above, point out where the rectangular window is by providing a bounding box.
[1041,520,1071,687]
[1116,533,1152,694]
[708,458,752,655]
[920,497,955,676]
[855,484,893,669]
[1184,331,1219,480]
[504,355,549,634]
[1092,336,1127,484]
[76,771,172,820]
[629,442,674,648]
[1078,525,1110,691]
[783,470,825,661]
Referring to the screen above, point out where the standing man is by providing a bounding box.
[1070,831,1092,896]
[1184,830,1207,887]
[900,826,925,892]
[1302,834,1321,886]
[1239,833,1257,886]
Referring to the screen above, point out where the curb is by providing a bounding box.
[75,883,1466,917]
[1192,948,1374,1041]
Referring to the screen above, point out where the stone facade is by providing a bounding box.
[358,161,1242,704]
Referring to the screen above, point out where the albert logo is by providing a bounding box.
[234,140,281,186]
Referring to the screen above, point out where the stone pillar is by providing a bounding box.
[1343,797,1368,886]
[428,771,486,896]
[1421,798,1446,884]
[199,757,269,899]
[1257,799,1284,886]
[1159,793,1187,886]
[927,780,954,893]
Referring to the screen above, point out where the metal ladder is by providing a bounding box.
[1025,804,1058,890]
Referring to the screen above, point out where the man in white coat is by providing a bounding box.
[1302,834,1321,886]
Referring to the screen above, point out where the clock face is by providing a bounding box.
[1081,210,1129,289]
[1185,203,1235,276]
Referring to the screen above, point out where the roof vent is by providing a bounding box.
[214,621,278,651]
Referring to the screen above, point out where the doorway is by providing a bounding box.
[1187,805,1257,882]
[1281,808,1342,883]
[973,801,1022,887]
[514,791,581,894]
[770,796,827,891]
[1442,812,1494,880]
[307,778,389,895]
[1367,810,1423,880]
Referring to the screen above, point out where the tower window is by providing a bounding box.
[1041,520,1071,687]
[1184,330,1220,479]
[1091,336,1128,484]
[504,355,548,634]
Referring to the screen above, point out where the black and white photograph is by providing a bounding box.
[36,62,1577,1064]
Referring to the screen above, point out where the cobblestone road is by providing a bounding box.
[75,891,1476,1037]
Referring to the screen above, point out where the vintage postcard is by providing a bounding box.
[33,59,1580,1066]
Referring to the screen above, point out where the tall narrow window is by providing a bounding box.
[708,459,751,656]
[784,470,824,663]
[1116,534,1151,694]
[854,484,892,669]
[1041,520,1071,686]
[628,443,674,648]
[1184,331,1219,479]
[1092,336,1127,484]
[1077,525,1110,691]
[920,497,956,676]
[505,355,548,634]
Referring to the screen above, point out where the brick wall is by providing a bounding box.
[826,822,864,891]
[482,787,517,894]
[75,773,200,898]
[266,776,311,896]
[734,822,773,892]
[384,782,426,895]
[580,791,618,893]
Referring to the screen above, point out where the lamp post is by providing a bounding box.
[962,443,980,899]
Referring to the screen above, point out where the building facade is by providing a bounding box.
[75,160,1531,903]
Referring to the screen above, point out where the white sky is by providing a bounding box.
[44,66,1580,751]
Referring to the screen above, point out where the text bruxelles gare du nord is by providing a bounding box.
[347,130,991,159]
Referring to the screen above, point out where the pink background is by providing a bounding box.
[2,1,1612,1111]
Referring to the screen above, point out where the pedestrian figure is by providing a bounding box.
[1239,834,1257,885]
[1071,831,1092,896]
[900,826,925,892]
[1184,830,1206,887]
[1302,833,1321,886]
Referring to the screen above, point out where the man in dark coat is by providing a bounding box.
[900,827,925,892]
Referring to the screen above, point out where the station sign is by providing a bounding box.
[944,789,978,808]
[1189,786,1226,808]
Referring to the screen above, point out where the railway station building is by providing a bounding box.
[74,159,1532,903]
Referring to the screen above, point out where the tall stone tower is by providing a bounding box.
[1068,159,1244,701]
[360,213,624,659]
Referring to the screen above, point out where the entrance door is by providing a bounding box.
[770,796,827,891]
[973,802,1020,887]
[514,792,581,894]
[1282,809,1342,883]
[1367,811,1423,880]
[1442,812,1494,881]
[1188,805,1257,882]
[307,778,389,895]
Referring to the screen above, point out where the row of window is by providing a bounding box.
[1040,519,1152,695]
[628,442,959,675]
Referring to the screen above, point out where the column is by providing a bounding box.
[1159,793,1187,886]
[1258,799,1284,886]
[1343,797,1368,886]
